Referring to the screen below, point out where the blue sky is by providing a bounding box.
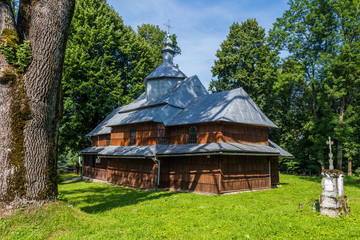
[107,0,289,89]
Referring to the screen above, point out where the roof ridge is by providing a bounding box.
[221,88,241,121]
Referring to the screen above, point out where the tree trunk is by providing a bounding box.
[311,83,317,121]
[336,95,345,170]
[0,0,74,207]
[348,157,352,176]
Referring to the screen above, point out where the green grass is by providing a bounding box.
[1,174,360,239]
[57,173,80,183]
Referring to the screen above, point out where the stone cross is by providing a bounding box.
[326,136,334,170]
[164,19,172,34]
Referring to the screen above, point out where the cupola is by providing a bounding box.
[144,34,187,102]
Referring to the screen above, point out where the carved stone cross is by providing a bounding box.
[326,136,334,170]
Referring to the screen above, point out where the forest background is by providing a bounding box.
[59,0,360,176]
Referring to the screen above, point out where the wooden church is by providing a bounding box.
[80,35,292,194]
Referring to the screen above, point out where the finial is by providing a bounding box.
[164,19,172,34]
[164,33,173,47]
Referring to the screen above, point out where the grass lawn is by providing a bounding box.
[1,174,360,239]
[57,173,80,183]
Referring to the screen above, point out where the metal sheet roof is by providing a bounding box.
[107,105,183,127]
[119,75,208,113]
[80,146,107,154]
[168,88,277,128]
[156,142,280,155]
[80,145,155,157]
[151,75,208,109]
[268,140,293,158]
[144,61,187,81]
[80,140,292,158]
[86,106,122,137]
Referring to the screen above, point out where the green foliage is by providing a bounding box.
[60,0,176,158]
[58,148,78,173]
[355,168,360,177]
[1,174,360,239]
[137,24,181,68]
[0,40,31,72]
[209,19,278,113]
[268,0,360,173]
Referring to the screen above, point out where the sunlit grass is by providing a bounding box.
[1,174,360,239]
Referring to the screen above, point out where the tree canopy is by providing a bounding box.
[209,19,278,112]
[59,0,181,166]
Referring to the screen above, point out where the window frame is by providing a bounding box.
[187,125,197,144]
[129,126,136,145]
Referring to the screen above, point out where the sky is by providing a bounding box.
[107,0,289,89]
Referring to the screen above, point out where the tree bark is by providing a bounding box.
[348,157,352,176]
[0,0,74,206]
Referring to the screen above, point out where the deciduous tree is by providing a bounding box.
[210,19,278,113]
[0,0,75,206]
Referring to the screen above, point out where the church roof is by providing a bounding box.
[80,140,293,158]
[144,34,187,82]
[144,61,187,81]
[85,106,122,137]
[107,104,183,127]
[118,75,208,114]
[168,88,277,128]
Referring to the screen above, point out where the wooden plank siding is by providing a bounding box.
[92,122,269,147]
[220,155,270,193]
[110,122,159,146]
[82,154,278,194]
[270,157,279,186]
[108,158,157,188]
[160,156,222,193]
[91,134,110,147]
[166,122,268,145]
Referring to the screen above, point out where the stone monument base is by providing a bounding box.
[320,170,350,217]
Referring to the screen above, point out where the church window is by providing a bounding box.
[130,126,136,145]
[188,126,197,144]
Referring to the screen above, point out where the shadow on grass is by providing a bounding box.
[60,181,175,214]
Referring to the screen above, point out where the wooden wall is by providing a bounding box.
[161,155,271,194]
[92,122,269,147]
[108,158,157,188]
[83,156,108,181]
[167,122,268,145]
[91,134,109,147]
[110,122,159,146]
[221,123,268,145]
[220,155,270,192]
[270,157,279,186]
[160,156,222,193]
[82,154,278,194]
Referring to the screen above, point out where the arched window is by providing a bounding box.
[130,126,136,145]
[187,126,197,144]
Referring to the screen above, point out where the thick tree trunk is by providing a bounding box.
[0,0,20,205]
[0,0,74,207]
